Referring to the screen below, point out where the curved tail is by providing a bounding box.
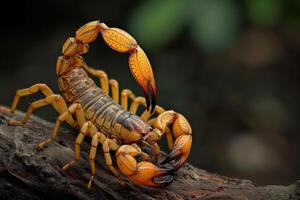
[56,21,157,112]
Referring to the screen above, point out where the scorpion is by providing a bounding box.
[0,21,192,189]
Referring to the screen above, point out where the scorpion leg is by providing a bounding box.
[116,145,173,187]
[8,94,74,126]
[82,63,109,95]
[82,63,120,103]
[37,103,84,149]
[120,87,165,121]
[154,111,192,172]
[87,133,99,190]
[140,105,165,122]
[129,96,165,121]
[120,90,164,121]
[62,121,97,176]
[62,131,86,171]
[129,97,147,115]
[96,131,120,177]
[120,89,136,110]
[152,142,161,164]
[3,83,54,113]
[88,133,123,189]
[109,79,119,103]
[101,138,120,177]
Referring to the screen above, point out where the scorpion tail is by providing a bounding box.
[116,145,173,187]
[99,23,157,113]
[58,21,157,111]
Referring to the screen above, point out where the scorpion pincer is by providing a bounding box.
[0,20,192,189]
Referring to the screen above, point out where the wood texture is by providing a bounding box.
[0,110,299,200]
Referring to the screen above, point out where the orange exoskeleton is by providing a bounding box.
[0,20,192,189]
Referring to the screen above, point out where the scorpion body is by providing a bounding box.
[0,21,192,189]
[58,67,151,143]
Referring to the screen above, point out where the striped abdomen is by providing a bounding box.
[58,67,131,137]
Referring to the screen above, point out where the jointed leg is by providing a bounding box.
[8,94,70,126]
[128,96,156,120]
[89,131,121,189]
[120,89,136,110]
[62,121,100,189]
[140,105,165,121]
[8,83,54,113]
[37,103,84,149]
[102,138,119,177]
[97,131,120,177]
[152,142,161,163]
[128,95,166,121]
[82,63,121,104]
[87,134,99,190]
[109,79,119,103]
[129,97,147,114]
[82,63,109,94]
[62,121,97,171]
[62,131,85,171]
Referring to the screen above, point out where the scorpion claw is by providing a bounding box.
[116,145,173,187]
[160,135,192,171]
[130,162,174,187]
[154,111,192,172]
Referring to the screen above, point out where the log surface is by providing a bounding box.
[0,110,299,200]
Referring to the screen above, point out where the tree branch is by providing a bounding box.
[0,110,299,200]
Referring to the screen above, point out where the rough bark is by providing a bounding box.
[0,110,299,200]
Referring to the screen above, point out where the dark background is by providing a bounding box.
[1,0,299,186]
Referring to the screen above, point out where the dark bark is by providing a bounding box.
[0,110,299,200]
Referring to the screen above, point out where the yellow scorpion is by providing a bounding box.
[0,21,192,189]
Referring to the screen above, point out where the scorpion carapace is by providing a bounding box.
[0,20,192,189]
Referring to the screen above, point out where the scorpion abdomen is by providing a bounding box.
[57,67,150,139]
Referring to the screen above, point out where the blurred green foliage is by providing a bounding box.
[129,0,299,52]
[189,0,240,52]
[246,0,282,26]
[128,0,185,49]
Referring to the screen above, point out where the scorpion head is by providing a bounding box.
[120,115,163,144]
[119,115,152,143]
